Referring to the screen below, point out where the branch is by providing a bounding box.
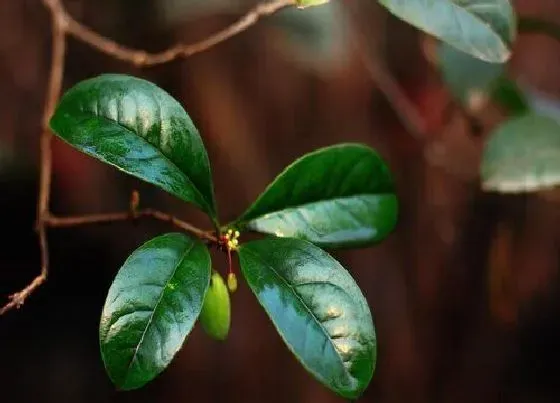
[0,0,66,316]
[1,0,293,315]
[519,17,560,42]
[64,0,295,67]
[343,1,429,140]
[46,210,218,243]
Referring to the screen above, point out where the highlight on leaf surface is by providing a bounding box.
[379,0,516,63]
[238,237,376,399]
[99,233,211,390]
[49,74,218,224]
[481,113,560,193]
[234,143,398,249]
[199,271,231,341]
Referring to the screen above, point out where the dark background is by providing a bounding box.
[1,0,560,402]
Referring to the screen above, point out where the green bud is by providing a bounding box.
[296,0,329,9]
[199,271,231,341]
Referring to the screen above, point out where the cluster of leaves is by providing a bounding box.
[46,0,560,399]
[303,0,560,194]
[49,74,398,398]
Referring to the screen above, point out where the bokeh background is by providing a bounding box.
[1,0,560,402]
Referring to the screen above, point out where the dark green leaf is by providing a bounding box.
[50,74,218,223]
[99,233,211,390]
[481,114,560,192]
[234,143,397,248]
[491,76,530,116]
[437,42,529,114]
[238,237,376,399]
[380,0,516,63]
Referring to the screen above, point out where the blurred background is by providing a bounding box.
[1,0,560,402]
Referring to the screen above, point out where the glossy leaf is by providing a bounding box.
[238,237,376,399]
[379,0,516,63]
[437,42,529,114]
[50,74,218,222]
[234,144,398,248]
[99,233,211,390]
[481,114,560,192]
[199,271,231,341]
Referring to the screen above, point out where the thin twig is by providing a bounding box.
[46,211,218,243]
[1,0,292,315]
[64,0,295,67]
[519,17,560,42]
[0,0,66,315]
[343,1,428,139]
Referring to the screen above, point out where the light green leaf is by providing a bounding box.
[481,114,560,192]
[379,0,516,63]
[50,74,218,223]
[234,143,398,248]
[238,237,376,399]
[99,233,211,390]
[437,42,529,114]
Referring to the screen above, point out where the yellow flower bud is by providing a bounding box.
[227,272,238,293]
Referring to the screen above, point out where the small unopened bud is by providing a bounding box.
[227,272,238,293]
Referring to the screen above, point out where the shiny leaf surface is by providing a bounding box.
[481,114,560,192]
[234,144,398,248]
[380,0,516,63]
[238,237,376,399]
[50,74,217,222]
[99,233,211,390]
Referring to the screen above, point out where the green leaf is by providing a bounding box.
[99,233,211,390]
[481,114,560,192]
[234,143,398,248]
[379,0,516,63]
[238,237,376,399]
[437,42,529,114]
[49,74,218,223]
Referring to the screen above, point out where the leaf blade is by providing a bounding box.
[50,74,217,221]
[234,143,397,248]
[481,113,560,192]
[238,237,376,399]
[99,233,211,390]
[379,0,516,63]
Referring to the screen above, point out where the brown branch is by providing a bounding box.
[64,0,295,67]
[1,0,292,315]
[343,2,429,140]
[0,0,66,315]
[46,211,218,243]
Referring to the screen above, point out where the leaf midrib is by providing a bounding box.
[61,109,212,214]
[122,239,196,386]
[241,247,351,382]
[241,192,395,227]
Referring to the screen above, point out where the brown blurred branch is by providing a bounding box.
[46,210,218,242]
[65,0,295,66]
[0,0,293,315]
